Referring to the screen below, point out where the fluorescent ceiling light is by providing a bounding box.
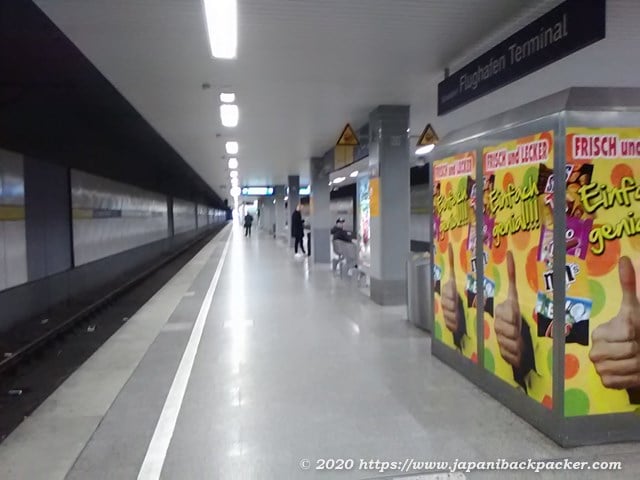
[203,0,237,59]
[220,104,239,127]
[333,176,346,184]
[415,144,436,156]
[228,157,238,169]
[226,141,239,154]
[230,170,238,178]
[299,186,310,195]
[230,186,241,197]
[284,196,288,201]
[220,92,236,103]
[349,170,359,178]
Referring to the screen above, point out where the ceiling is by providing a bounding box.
[33,0,536,201]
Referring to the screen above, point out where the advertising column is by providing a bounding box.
[481,132,554,407]
[563,128,640,416]
[432,152,478,361]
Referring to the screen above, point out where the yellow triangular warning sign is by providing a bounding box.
[336,124,359,146]
[417,124,439,146]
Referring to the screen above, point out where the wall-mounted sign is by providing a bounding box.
[417,124,439,146]
[336,124,360,146]
[334,124,360,170]
[241,187,274,196]
[437,0,606,116]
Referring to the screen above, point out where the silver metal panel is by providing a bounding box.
[173,199,196,234]
[71,170,169,266]
[0,148,27,291]
[565,87,640,112]
[4,220,27,287]
[432,87,640,157]
[410,184,430,242]
[196,204,208,229]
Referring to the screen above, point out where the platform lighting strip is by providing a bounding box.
[225,141,239,154]
[220,92,236,103]
[204,0,237,59]
[220,104,239,127]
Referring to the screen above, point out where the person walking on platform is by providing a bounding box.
[291,204,306,256]
[244,212,254,237]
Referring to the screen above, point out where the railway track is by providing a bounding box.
[0,227,224,442]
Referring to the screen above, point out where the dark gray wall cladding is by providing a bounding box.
[24,157,72,281]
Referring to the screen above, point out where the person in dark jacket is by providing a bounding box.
[291,204,306,255]
[243,212,253,237]
[331,218,357,270]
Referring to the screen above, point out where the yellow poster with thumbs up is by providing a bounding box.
[482,132,555,408]
[432,152,478,362]
[564,127,640,416]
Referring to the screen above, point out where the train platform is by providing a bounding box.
[0,224,637,480]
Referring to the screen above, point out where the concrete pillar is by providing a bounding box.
[287,175,300,246]
[260,198,275,236]
[310,154,331,264]
[274,185,287,240]
[368,105,410,305]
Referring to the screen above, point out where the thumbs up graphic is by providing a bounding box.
[589,256,640,393]
[495,251,525,369]
[442,244,460,334]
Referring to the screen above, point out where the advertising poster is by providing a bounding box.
[563,127,640,416]
[433,152,478,361]
[482,132,554,407]
[369,177,380,218]
[357,176,371,269]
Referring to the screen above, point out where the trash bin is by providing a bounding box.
[406,252,432,332]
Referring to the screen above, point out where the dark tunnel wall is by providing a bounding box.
[0,0,223,209]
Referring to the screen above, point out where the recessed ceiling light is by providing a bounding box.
[220,104,239,127]
[225,141,239,154]
[230,170,238,178]
[203,0,237,59]
[415,144,436,156]
[228,157,238,169]
[231,178,239,187]
[332,176,346,184]
[350,170,359,178]
[230,186,241,197]
[220,92,236,103]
